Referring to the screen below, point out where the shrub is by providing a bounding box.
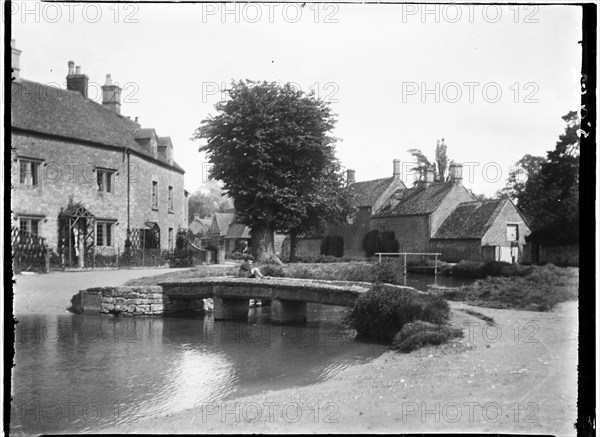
[391,321,463,353]
[379,230,399,253]
[372,260,405,284]
[343,283,450,342]
[450,261,536,279]
[229,251,244,260]
[363,230,379,257]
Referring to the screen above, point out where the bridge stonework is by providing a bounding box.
[73,277,416,325]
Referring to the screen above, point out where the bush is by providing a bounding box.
[343,283,450,342]
[372,260,405,284]
[379,230,399,253]
[363,230,379,257]
[391,321,463,353]
[228,251,244,260]
[450,261,534,279]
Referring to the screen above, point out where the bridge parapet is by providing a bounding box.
[73,277,417,324]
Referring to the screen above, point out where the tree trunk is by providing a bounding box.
[289,232,298,262]
[251,224,275,263]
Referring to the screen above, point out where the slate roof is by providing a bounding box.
[348,177,396,208]
[213,212,235,234]
[432,199,506,239]
[11,79,184,173]
[225,223,251,239]
[374,182,455,216]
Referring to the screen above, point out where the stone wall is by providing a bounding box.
[12,132,186,252]
[327,207,372,257]
[429,184,474,236]
[75,285,209,316]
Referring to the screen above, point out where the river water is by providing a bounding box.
[11,274,473,435]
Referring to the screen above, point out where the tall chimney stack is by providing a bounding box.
[449,163,463,186]
[393,159,401,178]
[66,62,89,98]
[346,169,356,186]
[423,166,435,189]
[68,61,74,75]
[11,40,22,81]
[102,74,122,114]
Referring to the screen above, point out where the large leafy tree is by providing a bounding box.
[194,80,352,262]
[517,111,580,244]
[496,154,547,200]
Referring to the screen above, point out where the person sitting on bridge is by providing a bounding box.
[238,255,266,279]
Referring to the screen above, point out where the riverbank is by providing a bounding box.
[103,300,577,435]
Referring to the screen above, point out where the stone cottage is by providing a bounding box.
[430,198,531,263]
[325,160,531,263]
[11,40,188,266]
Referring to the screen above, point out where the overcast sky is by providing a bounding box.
[10,2,582,196]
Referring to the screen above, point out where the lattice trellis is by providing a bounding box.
[12,227,47,271]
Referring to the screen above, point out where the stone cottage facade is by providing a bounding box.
[11,41,187,265]
[326,161,531,263]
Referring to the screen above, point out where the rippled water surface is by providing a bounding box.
[11,305,385,435]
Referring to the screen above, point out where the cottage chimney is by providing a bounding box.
[449,163,463,186]
[346,169,356,186]
[423,166,435,189]
[102,74,122,114]
[11,40,22,81]
[66,62,89,98]
[393,159,401,178]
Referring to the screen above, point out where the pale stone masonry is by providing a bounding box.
[11,40,187,255]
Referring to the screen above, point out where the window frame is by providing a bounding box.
[18,157,43,187]
[96,168,116,193]
[168,185,174,213]
[18,215,44,236]
[151,180,159,210]
[168,228,174,251]
[96,221,116,247]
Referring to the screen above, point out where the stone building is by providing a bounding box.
[324,160,531,263]
[11,40,188,266]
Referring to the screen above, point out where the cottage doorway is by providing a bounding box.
[58,203,96,268]
[143,222,160,249]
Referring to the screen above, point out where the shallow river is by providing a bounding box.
[11,274,473,435]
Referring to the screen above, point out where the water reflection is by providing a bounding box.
[12,305,384,435]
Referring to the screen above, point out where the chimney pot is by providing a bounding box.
[346,169,356,186]
[102,73,122,115]
[449,163,463,185]
[423,166,435,189]
[66,64,89,98]
[11,40,22,81]
[68,61,75,75]
[393,159,401,178]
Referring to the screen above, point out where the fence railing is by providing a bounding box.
[374,252,443,276]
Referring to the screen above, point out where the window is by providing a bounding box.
[96,169,115,193]
[19,217,41,235]
[19,159,41,186]
[96,222,114,246]
[168,186,174,212]
[152,181,158,209]
[168,228,174,251]
[507,224,519,242]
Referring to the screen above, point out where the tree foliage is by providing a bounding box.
[187,180,233,223]
[194,80,352,261]
[496,154,547,200]
[518,111,580,245]
[408,138,450,185]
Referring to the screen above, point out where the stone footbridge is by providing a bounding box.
[73,277,415,324]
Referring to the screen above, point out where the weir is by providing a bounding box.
[73,277,416,325]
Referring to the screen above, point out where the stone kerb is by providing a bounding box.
[76,286,165,316]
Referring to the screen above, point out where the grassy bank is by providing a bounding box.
[439,264,579,311]
[125,264,238,286]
